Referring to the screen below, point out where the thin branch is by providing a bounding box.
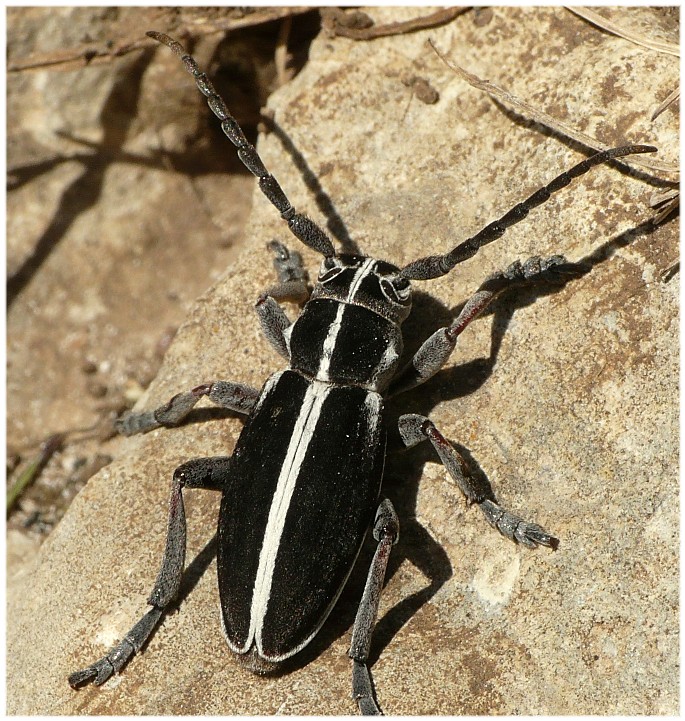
[323,7,469,41]
[428,39,678,180]
[8,39,150,72]
[651,88,679,121]
[8,7,312,73]
[566,7,680,57]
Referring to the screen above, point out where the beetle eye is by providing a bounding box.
[394,276,410,293]
[318,257,343,282]
[380,277,412,304]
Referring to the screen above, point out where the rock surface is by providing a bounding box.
[7,6,678,715]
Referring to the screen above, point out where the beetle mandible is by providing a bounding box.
[68,31,656,714]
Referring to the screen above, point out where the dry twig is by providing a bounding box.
[428,39,678,180]
[8,7,311,72]
[322,7,469,41]
[651,88,679,122]
[567,7,679,57]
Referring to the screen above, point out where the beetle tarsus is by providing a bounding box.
[479,499,558,549]
[352,660,383,715]
[68,645,125,688]
[115,381,260,436]
[265,239,310,303]
[348,500,398,716]
[398,415,558,548]
[69,608,163,689]
[68,662,106,688]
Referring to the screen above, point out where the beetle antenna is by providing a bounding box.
[401,144,657,281]
[147,31,335,259]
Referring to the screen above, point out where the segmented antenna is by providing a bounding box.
[401,144,658,281]
[147,31,335,258]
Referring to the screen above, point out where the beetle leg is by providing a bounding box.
[255,295,291,360]
[349,499,399,715]
[266,239,310,303]
[68,456,232,688]
[255,240,310,359]
[398,414,558,549]
[116,380,260,435]
[389,255,583,396]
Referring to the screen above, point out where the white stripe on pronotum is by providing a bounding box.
[318,259,377,382]
[318,304,345,382]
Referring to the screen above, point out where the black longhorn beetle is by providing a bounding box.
[68,31,657,714]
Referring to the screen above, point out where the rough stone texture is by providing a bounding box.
[7,6,678,716]
[7,6,316,549]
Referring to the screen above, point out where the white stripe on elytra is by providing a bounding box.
[248,380,332,654]
[370,337,399,390]
[252,371,282,414]
[317,259,376,382]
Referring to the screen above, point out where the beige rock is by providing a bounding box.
[7,6,678,715]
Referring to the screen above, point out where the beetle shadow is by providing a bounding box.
[7,48,156,307]
[262,115,359,255]
[489,99,670,192]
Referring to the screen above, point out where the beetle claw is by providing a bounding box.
[68,658,114,688]
[515,522,559,549]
